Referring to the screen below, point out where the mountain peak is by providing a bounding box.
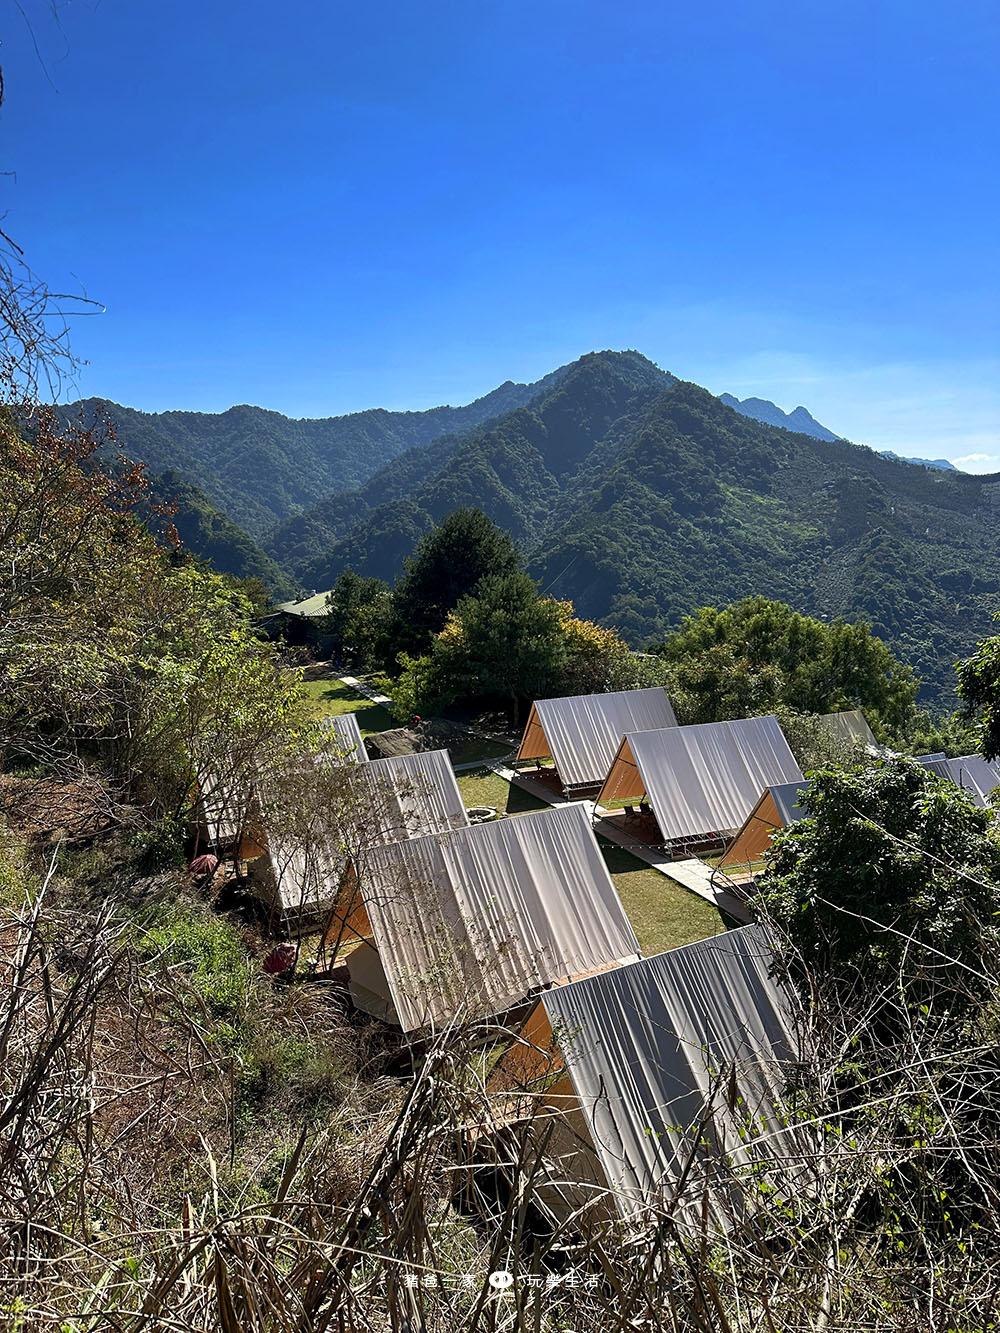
[719,393,839,442]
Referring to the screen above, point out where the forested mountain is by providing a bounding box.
[61,365,567,538]
[147,471,296,598]
[267,351,999,703]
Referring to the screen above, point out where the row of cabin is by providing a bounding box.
[191,705,802,1223]
[190,688,997,1226]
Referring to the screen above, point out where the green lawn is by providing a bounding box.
[456,768,550,815]
[298,678,395,735]
[600,840,724,957]
[456,769,724,956]
[450,736,514,765]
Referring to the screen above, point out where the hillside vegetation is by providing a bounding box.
[268,352,997,703]
[62,364,567,538]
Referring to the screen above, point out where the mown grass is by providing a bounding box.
[450,736,513,765]
[456,768,550,815]
[599,839,725,956]
[298,678,395,734]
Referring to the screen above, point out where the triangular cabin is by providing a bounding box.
[326,802,641,1033]
[190,714,367,859]
[596,716,803,855]
[480,925,803,1229]
[916,753,1000,807]
[248,748,469,926]
[516,687,677,794]
[719,781,810,872]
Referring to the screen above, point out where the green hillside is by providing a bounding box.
[148,471,297,598]
[61,365,567,538]
[269,352,999,703]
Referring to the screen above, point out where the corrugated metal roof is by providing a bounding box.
[276,589,335,617]
[600,716,804,842]
[359,803,641,1032]
[918,753,1000,807]
[541,924,800,1221]
[352,748,468,845]
[319,713,368,764]
[816,709,878,749]
[517,687,678,788]
[771,781,811,826]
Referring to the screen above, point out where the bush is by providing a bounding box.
[142,904,253,1017]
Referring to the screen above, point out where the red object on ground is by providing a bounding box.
[188,853,219,876]
[263,943,297,975]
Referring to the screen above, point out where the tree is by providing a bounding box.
[958,619,1000,760]
[423,572,566,721]
[322,570,392,671]
[387,509,521,659]
[0,406,304,825]
[653,597,918,736]
[759,758,1000,1008]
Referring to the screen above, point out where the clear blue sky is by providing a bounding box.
[5,0,999,468]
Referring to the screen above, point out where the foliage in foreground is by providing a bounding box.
[0,405,308,826]
[4,809,1000,1332]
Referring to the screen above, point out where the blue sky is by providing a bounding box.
[6,0,999,468]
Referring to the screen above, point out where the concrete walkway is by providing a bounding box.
[486,762,751,922]
[338,675,394,708]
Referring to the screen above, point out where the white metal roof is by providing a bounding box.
[351,748,469,846]
[541,924,801,1220]
[319,712,368,765]
[517,687,678,788]
[816,709,879,749]
[358,803,641,1032]
[599,716,804,843]
[918,753,1000,807]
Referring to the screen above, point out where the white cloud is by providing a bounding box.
[953,453,1000,474]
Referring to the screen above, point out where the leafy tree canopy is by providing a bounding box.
[958,618,1000,761]
[322,570,392,672]
[652,597,918,737]
[0,405,304,823]
[387,508,521,659]
[759,758,1000,1007]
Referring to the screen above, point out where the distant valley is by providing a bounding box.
[66,350,999,704]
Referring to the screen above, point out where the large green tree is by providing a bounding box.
[387,508,521,659]
[958,618,1000,761]
[322,570,392,671]
[0,406,303,824]
[423,572,567,721]
[759,758,1000,1007]
[653,597,918,736]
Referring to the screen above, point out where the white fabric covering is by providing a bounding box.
[600,716,804,843]
[194,759,255,849]
[541,924,801,1221]
[359,803,641,1032]
[319,713,368,764]
[251,832,348,918]
[518,688,678,788]
[816,709,878,749]
[351,749,469,845]
[918,753,1000,806]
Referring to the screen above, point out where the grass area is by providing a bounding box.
[298,678,395,735]
[450,736,513,765]
[600,839,724,956]
[456,768,550,815]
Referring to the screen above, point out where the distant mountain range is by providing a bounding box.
[718,393,957,472]
[718,394,839,442]
[64,351,998,703]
